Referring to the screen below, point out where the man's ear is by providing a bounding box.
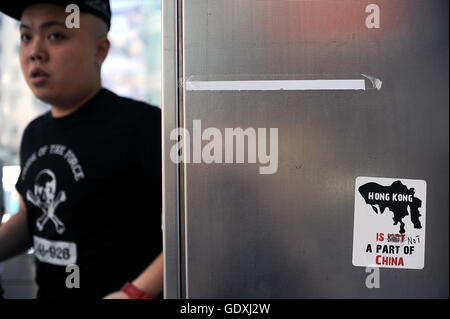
[95,36,110,64]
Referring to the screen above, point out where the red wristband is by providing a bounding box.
[121,282,156,299]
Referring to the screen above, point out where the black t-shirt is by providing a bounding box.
[15,88,162,299]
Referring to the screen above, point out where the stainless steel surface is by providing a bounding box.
[162,0,182,299]
[163,0,449,298]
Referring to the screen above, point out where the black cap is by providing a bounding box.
[0,0,111,29]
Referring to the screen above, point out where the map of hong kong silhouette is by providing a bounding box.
[358,180,423,234]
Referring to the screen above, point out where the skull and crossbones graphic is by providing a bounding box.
[26,169,66,234]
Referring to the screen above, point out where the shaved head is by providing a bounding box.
[19,3,111,113]
[81,13,110,70]
[84,13,109,39]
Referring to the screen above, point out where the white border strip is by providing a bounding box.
[186,79,366,91]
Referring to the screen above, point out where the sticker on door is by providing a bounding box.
[352,176,426,269]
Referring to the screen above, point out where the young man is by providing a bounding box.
[0,1,163,299]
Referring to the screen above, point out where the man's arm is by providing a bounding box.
[103,252,163,299]
[0,196,33,262]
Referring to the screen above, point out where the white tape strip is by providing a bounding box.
[186,79,366,91]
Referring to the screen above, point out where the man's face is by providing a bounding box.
[19,4,101,108]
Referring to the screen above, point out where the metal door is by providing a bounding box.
[163,0,449,298]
